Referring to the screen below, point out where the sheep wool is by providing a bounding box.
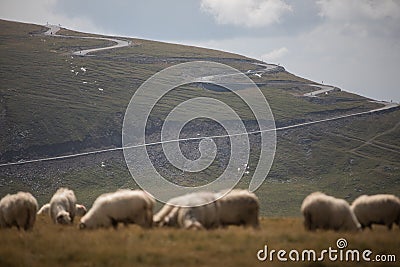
[79,189,155,229]
[75,204,87,217]
[216,189,260,229]
[351,194,400,230]
[49,188,77,224]
[0,192,38,231]
[301,192,360,232]
[37,203,51,215]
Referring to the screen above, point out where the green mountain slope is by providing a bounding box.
[0,20,399,216]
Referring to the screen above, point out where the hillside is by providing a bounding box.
[0,19,399,216]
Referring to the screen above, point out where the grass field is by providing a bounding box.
[1,216,399,267]
[0,18,399,267]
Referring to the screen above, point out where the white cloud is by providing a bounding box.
[200,0,292,28]
[316,0,400,38]
[261,47,288,62]
[317,0,400,21]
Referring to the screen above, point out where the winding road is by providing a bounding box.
[303,84,337,97]
[44,24,131,56]
[0,25,398,167]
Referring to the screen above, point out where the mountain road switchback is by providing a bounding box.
[0,24,397,167]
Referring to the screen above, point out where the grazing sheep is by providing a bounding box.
[38,203,87,217]
[351,194,400,230]
[216,189,260,229]
[49,188,77,224]
[0,192,38,231]
[79,189,155,229]
[301,192,361,232]
[154,191,220,230]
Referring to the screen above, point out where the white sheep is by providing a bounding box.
[79,189,155,229]
[351,194,400,230]
[216,189,260,229]
[154,191,220,230]
[0,192,38,231]
[49,188,77,224]
[38,203,87,217]
[301,192,361,232]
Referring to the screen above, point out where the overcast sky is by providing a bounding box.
[1,0,399,101]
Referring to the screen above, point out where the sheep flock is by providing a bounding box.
[1,188,399,233]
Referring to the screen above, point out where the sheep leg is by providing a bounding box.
[303,212,313,231]
[17,211,29,231]
[24,208,32,231]
[0,216,6,228]
[110,217,118,229]
[144,207,153,228]
[248,217,260,229]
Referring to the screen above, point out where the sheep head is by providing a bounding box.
[56,211,71,224]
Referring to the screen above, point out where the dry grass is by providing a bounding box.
[0,216,398,267]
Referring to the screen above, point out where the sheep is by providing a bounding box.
[38,203,87,217]
[351,194,400,230]
[154,191,220,230]
[215,189,260,229]
[79,189,155,229]
[49,188,77,224]
[0,192,38,231]
[301,192,361,232]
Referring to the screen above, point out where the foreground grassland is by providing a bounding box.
[1,217,399,267]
